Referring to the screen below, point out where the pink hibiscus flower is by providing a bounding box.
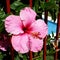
[5,7,48,53]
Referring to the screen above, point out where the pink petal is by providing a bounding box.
[30,19,48,38]
[11,34,29,53]
[29,35,43,52]
[0,41,6,51]
[20,7,36,26]
[0,46,6,51]
[5,15,24,35]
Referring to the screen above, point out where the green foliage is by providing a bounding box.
[11,0,28,15]
[15,56,20,60]
[0,52,4,60]
[0,51,6,60]
[47,33,56,55]
[14,52,28,60]
[45,0,58,22]
[33,0,58,21]
[33,0,44,18]
[0,8,6,33]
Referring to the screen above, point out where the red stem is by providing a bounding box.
[6,0,10,13]
[43,0,48,60]
[29,0,32,8]
[9,37,14,60]
[29,51,33,60]
[29,0,33,60]
[6,0,14,60]
[54,2,60,60]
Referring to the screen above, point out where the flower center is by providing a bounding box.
[23,27,30,33]
[23,27,27,32]
[23,27,42,39]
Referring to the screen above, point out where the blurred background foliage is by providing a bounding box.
[0,0,60,60]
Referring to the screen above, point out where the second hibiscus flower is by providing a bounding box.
[5,7,48,53]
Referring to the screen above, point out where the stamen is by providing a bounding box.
[31,32,42,39]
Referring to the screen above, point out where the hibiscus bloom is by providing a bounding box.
[5,7,48,53]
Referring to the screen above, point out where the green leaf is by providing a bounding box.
[11,1,21,10]
[23,54,27,60]
[15,4,26,15]
[19,53,23,58]
[0,52,3,60]
[11,0,27,15]
[15,55,20,60]
[0,8,6,19]
[11,1,26,10]
[0,8,7,33]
